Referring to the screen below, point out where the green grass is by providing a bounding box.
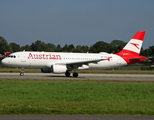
[0,80,154,115]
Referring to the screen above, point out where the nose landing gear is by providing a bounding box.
[20,67,24,76]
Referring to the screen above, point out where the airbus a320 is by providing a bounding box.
[2,31,147,77]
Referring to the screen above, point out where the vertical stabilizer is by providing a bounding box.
[118,31,146,55]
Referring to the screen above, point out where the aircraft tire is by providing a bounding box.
[20,72,24,76]
[73,72,78,77]
[65,71,70,77]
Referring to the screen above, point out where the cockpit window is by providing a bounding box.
[8,55,16,58]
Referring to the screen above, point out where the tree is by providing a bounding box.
[9,42,21,52]
[72,45,84,53]
[62,44,68,52]
[82,45,89,53]
[147,46,154,57]
[90,41,111,53]
[67,44,75,52]
[55,44,62,52]
[30,40,48,51]
[0,36,10,54]
[141,46,154,57]
[46,43,56,52]
[21,45,31,51]
[110,40,126,53]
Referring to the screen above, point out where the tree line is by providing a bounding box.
[0,36,154,64]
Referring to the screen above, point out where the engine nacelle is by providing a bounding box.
[51,65,67,74]
[41,68,51,73]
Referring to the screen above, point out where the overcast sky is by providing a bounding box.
[0,0,154,49]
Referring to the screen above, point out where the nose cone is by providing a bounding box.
[1,58,7,66]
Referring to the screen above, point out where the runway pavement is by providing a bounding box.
[0,73,154,81]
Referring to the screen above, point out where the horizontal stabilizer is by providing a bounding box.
[129,57,147,60]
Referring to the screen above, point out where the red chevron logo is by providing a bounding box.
[130,43,139,49]
[107,57,112,61]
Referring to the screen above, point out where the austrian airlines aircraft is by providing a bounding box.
[2,31,147,77]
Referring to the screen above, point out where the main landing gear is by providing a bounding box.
[65,71,78,77]
[73,72,78,77]
[20,67,24,76]
[65,71,70,77]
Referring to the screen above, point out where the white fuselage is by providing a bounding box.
[1,31,146,77]
[2,51,127,70]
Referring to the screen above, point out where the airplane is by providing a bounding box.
[1,31,147,77]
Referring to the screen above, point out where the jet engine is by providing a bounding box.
[51,65,67,74]
[41,65,67,74]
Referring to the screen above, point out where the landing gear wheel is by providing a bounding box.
[20,67,24,76]
[73,72,78,77]
[20,72,24,76]
[65,71,70,77]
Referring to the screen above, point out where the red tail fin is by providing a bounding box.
[118,31,146,56]
[116,31,147,64]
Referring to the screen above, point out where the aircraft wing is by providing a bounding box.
[66,58,106,65]
[45,58,106,69]
[56,58,107,69]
